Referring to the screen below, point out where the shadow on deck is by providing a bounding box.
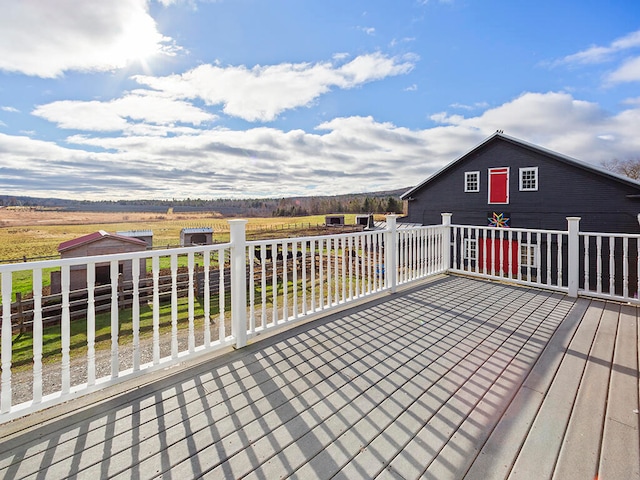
[0,275,638,479]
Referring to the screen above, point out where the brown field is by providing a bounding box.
[0,206,221,227]
[0,207,365,262]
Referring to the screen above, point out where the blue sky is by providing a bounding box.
[0,0,639,200]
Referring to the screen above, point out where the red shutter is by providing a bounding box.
[489,168,509,204]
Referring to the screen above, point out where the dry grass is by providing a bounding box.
[0,207,365,261]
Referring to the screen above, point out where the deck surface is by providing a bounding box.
[0,275,638,479]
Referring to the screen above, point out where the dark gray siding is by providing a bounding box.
[405,139,640,233]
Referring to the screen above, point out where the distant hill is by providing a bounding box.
[0,188,411,217]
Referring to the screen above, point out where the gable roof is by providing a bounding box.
[58,230,147,253]
[401,132,640,200]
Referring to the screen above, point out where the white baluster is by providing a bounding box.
[319,238,325,309]
[32,268,43,402]
[132,258,140,371]
[109,260,119,379]
[557,233,563,287]
[596,236,602,293]
[152,256,160,364]
[204,251,211,347]
[341,236,346,302]
[187,252,195,353]
[249,245,256,333]
[609,236,615,295]
[271,243,277,324]
[584,236,590,292]
[1,272,13,413]
[301,240,308,314]
[546,233,552,286]
[170,254,178,359]
[623,237,629,298]
[260,246,267,328]
[283,241,289,321]
[86,263,96,384]
[292,241,298,320]
[219,250,226,338]
[310,240,317,311]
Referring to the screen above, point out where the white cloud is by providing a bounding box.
[32,91,216,133]
[449,101,489,111]
[133,53,416,122]
[0,0,179,78]
[606,56,640,84]
[558,29,640,66]
[428,91,640,162]
[358,26,376,36]
[3,91,640,200]
[1,106,19,113]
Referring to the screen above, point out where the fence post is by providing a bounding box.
[386,214,398,293]
[567,217,581,297]
[441,213,452,272]
[229,219,248,349]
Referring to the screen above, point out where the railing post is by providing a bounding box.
[229,219,248,348]
[385,214,399,293]
[567,217,581,297]
[441,213,452,272]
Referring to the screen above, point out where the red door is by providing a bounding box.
[479,238,519,275]
[489,168,509,204]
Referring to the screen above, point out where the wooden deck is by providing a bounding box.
[0,275,638,479]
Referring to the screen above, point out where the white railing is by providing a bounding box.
[446,214,640,304]
[4,212,635,423]
[0,216,447,423]
[579,231,640,303]
[448,223,569,292]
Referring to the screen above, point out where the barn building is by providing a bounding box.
[400,132,640,295]
[52,231,148,292]
[401,132,640,233]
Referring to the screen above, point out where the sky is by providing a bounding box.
[0,0,639,201]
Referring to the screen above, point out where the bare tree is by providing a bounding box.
[601,158,640,180]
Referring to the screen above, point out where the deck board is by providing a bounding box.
[0,275,638,480]
[553,302,619,479]
[598,304,640,479]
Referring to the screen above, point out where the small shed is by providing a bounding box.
[116,230,153,249]
[325,214,345,227]
[52,231,147,292]
[355,214,375,229]
[180,227,214,246]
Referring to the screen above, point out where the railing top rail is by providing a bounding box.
[579,231,640,239]
[0,241,232,273]
[246,228,388,248]
[450,224,567,236]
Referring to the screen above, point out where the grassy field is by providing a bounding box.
[0,208,365,262]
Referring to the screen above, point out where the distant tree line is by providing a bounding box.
[0,188,408,218]
[271,195,404,217]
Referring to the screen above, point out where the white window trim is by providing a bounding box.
[519,167,538,191]
[488,167,510,204]
[464,238,477,260]
[464,171,480,192]
[520,243,539,267]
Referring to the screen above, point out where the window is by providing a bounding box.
[519,167,538,191]
[488,167,509,204]
[464,239,477,260]
[520,244,538,267]
[465,171,480,192]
